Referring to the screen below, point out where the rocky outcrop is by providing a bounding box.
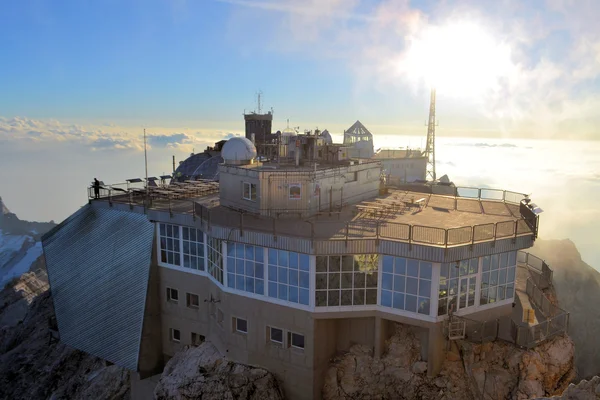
[0,269,130,400]
[534,376,600,399]
[531,239,600,380]
[154,342,285,400]
[323,323,576,400]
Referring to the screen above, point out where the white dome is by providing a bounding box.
[320,129,333,144]
[222,137,257,165]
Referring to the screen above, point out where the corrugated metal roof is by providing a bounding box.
[42,205,154,371]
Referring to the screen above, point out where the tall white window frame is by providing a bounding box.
[243,182,257,201]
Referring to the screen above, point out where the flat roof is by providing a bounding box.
[100,184,531,246]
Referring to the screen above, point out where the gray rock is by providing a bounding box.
[412,361,428,374]
[154,342,284,400]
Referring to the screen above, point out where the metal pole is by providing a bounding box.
[144,128,149,199]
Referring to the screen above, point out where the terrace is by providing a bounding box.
[89,180,537,248]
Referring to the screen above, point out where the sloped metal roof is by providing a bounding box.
[42,205,154,371]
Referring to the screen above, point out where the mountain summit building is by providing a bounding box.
[42,132,542,399]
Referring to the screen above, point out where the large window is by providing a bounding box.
[315,255,378,307]
[267,250,310,306]
[207,237,224,284]
[160,223,181,266]
[381,256,432,315]
[243,182,257,201]
[182,227,204,271]
[438,258,478,316]
[481,251,517,305]
[227,243,265,295]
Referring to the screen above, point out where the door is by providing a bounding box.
[458,275,477,310]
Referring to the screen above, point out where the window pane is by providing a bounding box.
[490,270,498,286]
[341,290,352,305]
[482,256,490,271]
[237,319,247,333]
[438,297,447,316]
[255,263,264,279]
[393,258,406,275]
[393,292,405,309]
[269,249,278,265]
[328,290,339,306]
[480,288,488,305]
[289,286,299,303]
[353,289,365,305]
[256,279,264,295]
[383,256,394,273]
[316,256,328,272]
[227,273,235,288]
[278,251,289,267]
[366,272,378,288]
[289,269,299,286]
[299,288,309,305]
[508,251,517,267]
[268,265,277,282]
[341,273,353,289]
[246,262,255,277]
[440,263,449,279]
[289,253,299,269]
[299,271,310,288]
[268,282,278,298]
[507,266,516,284]
[236,275,245,291]
[382,273,393,290]
[329,256,340,272]
[500,252,508,268]
[491,255,499,270]
[406,277,418,295]
[405,295,417,312]
[449,263,458,278]
[316,273,327,290]
[418,297,430,315]
[505,284,514,299]
[393,275,405,292]
[419,279,431,297]
[246,277,254,293]
[459,260,469,276]
[354,272,365,287]
[381,290,392,307]
[278,284,288,301]
[291,333,304,349]
[316,290,327,306]
[299,254,310,271]
[342,256,354,271]
[270,328,283,343]
[255,247,264,263]
[245,245,254,260]
[366,289,377,305]
[328,273,340,289]
[499,269,507,285]
[420,262,432,280]
[236,259,244,274]
[469,258,478,274]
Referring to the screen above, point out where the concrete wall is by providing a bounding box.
[219,167,261,214]
[158,266,315,400]
[381,157,427,183]
[137,249,164,378]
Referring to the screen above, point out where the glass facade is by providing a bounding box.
[182,227,204,271]
[267,250,310,306]
[481,251,517,305]
[207,237,224,284]
[159,223,181,266]
[438,258,478,316]
[227,243,265,295]
[315,255,379,307]
[381,256,432,315]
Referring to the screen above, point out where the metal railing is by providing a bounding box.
[448,252,569,349]
[90,182,536,247]
[455,187,527,205]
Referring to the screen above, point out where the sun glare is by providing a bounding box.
[398,21,514,99]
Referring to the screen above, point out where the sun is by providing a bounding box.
[397,21,514,99]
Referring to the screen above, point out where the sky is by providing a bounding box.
[0,1,599,230]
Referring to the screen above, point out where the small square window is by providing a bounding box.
[269,326,283,344]
[191,332,205,346]
[186,293,199,308]
[289,332,305,349]
[167,287,179,303]
[243,182,257,201]
[170,328,181,342]
[234,317,248,334]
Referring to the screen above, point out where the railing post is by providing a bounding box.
[345,223,349,248]
[512,220,518,243]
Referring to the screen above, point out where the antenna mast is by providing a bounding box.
[425,89,437,181]
[144,128,149,196]
[257,90,263,114]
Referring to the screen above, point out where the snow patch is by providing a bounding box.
[0,241,43,289]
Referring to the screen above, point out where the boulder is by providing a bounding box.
[154,343,284,400]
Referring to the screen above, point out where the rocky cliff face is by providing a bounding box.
[154,342,284,400]
[0,268,130,400]
[530,239,600,380]
[533,376,600,399]
[323,323,576,400]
